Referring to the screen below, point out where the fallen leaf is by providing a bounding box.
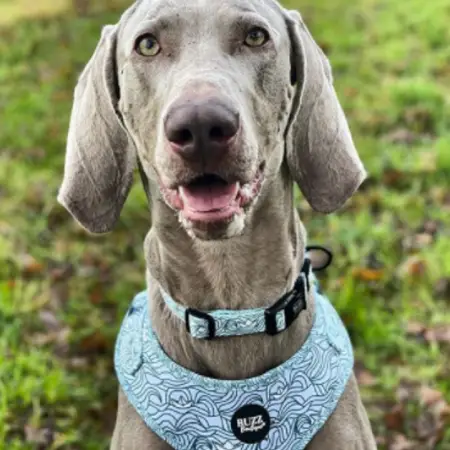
[384,128,418,145]
[419,220,441,236]
[354,361,377,387]
[382,168,406,187]
[402,233,434,252]
[385,404,405,431]
[388,433,419,450]
[19,254,45,277]
[352,267,384,281]
[89,284,104,305]
[24,424,54,447]
[406,322,426,336]
[419,386,443,406]
[397,256,427,278]
[79,331,111,354]
[39,310,61,332]
[48,261,74,282]
[433,278,450,299]
[424,325,450,345]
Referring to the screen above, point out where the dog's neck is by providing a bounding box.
[143,174,314,379]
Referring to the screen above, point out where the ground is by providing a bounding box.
[0,0,449,449]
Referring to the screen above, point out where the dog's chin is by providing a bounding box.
[160,170,264,241]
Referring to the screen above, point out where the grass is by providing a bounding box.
[0,0,449,448]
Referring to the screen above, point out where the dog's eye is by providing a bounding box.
[135,34,161,56]
[244,27,269,47]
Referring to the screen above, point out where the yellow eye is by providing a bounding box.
[244,27,269,47]
[136,34,161,56]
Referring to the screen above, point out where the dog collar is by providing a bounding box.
[160,247,332,340]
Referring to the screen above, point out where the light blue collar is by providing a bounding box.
[160,259,313,340]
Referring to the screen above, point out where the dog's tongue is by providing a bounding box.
[180,181,239,212]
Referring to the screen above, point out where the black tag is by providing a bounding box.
[231,404,271,444]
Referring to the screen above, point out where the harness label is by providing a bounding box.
[231,404,271,444]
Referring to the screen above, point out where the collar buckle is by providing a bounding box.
[185,308,216,340]
[264,271,308,336]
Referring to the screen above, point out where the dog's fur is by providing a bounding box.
[58,0,377,448]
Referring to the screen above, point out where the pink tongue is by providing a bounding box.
[181,182,239,212]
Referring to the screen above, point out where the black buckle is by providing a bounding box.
[185,308,216,340]
[264,273,308,336]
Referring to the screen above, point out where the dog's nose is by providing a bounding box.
[164,97,240,161]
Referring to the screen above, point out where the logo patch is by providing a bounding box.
[231,404,271,444]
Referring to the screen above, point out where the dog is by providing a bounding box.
[57,0,378,448]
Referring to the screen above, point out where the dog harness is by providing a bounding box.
[114,256,354,450]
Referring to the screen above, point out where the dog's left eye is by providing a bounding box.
[244,27,269,47]
[135,34,161,56]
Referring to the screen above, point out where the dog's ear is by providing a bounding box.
[283,10,366,213]
[58,24,135,234]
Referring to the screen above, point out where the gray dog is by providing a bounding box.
[58,0,377,448]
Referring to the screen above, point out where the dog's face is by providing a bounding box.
[58,0,366,239]
[119,0,292,239]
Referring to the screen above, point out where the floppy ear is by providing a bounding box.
[284,10,366,213]
[57,24,135,234]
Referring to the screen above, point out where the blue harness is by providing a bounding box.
[114,263,354,450]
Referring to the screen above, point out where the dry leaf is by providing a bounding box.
[397,256,427,278]
[384,128,417,145]
[434,278,450,299]
[24,424,54,447]
[406,322,426,336]
[80,331,110,354]
[19,254,44,277]
[419,387,443,406]
[388,433,419,450]
[385,404,405,431]
[424,326,450,344]
[352,267,384,282]
[382,168,405,187]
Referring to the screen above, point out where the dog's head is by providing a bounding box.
[58,0,365,241]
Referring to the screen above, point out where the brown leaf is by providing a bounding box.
[397,256,427,278]
[352,267,384,282]
[19,254,45,277]
[388,433,419,450]
[384,128,418,145]
[89,284,104,305]
[406,322,426,336]
[354,362,377,387]
[434,278,450,299]
[385,404,405,431]
[382,168,405,187]
[424,325,450,344]
[419,387,444,407]
[39,310,61,332]
[79,331,111,354]
[402,233,434,252]
[24,424,54,448]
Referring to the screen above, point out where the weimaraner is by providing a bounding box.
[58,0,377,448]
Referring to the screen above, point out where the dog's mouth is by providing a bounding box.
[161,167,265,224]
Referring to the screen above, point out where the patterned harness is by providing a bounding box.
[114,267,354,450]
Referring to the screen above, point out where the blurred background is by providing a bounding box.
[0,0,449,449]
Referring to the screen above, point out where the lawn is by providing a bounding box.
[0,0,449,449]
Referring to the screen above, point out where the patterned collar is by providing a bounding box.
[160,246,332,340]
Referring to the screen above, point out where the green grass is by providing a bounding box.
[1,0,449,448]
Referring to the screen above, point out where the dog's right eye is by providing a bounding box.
[135,34,161,57]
